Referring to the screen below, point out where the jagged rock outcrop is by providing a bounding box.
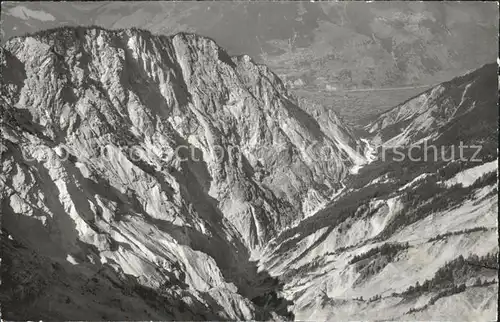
[0,26,364,319]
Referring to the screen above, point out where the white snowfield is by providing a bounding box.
[443,160,498,188]
[398,173,431,191]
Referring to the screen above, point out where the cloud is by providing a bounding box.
[8,6,56,22]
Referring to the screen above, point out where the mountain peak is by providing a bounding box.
[1,15,497,320]
[1,24,365,255]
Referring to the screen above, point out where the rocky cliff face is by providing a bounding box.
[0,27,365,319]
[366,63,497,148]
[1,26,497,321]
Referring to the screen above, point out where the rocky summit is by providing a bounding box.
[0,26,498,320]
[0,26,365,320]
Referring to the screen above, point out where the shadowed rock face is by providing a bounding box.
[0,26,363,319]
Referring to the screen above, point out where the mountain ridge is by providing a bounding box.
[365,62,497,148]
[2,2,497,90]
[4,2,496,126]
[1,26,497,320]
[1,26,365,320]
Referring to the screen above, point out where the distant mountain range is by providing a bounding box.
[2,2,497,92]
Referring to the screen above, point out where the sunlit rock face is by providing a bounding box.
[0,27,364,319]
[1,26,498,321]
[366,63,498,149]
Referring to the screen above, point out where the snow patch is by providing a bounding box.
[66,254,78,265]
[398,173,431,191]
[368,173,391,186]
[443,160,497,188]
